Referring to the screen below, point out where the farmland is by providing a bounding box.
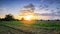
[0,20,60,34]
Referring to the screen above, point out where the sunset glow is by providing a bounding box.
[24,15,33,21]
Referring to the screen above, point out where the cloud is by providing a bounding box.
[40,0,60,4]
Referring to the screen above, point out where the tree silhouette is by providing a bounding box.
[0,18,1,21]
[21,18,24,21]
[4,14,14,21]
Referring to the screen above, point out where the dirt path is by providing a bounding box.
[0,25,34,34]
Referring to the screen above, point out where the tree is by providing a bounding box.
[4,14,14,21]
[21,18,24,21]
[56,19,60,21]
[0,18,1,21]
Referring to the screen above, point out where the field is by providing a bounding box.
[0,20,60,34]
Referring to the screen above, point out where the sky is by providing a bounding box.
[0,0,60,20]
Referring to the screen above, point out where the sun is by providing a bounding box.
[24,15,33,21]
[21,15,35,25]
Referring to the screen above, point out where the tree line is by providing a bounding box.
[0,14,60,21]
[0,14,19,21]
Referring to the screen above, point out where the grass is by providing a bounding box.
[0,21,23,26]
[0,20,60,28]
[0,20,60,34]
[31,21,60,27]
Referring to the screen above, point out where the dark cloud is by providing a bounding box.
[24,3,35,10]
[39,0,60,17]
[40,13,60,16]
[41,0,60,4]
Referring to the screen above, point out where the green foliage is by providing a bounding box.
[0,21,23,26]
[32,21,60,27]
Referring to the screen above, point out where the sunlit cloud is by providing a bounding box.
[0,0,60,20]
